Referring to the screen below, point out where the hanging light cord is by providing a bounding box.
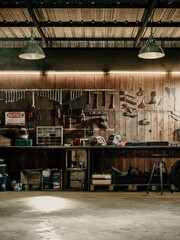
[150,9,156,36]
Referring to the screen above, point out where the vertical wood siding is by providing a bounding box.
[0,72,180,172]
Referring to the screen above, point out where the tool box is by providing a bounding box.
[42,169,62,190]
[146,141,169,146]
[42,170,51,189]
[14,139,33,146]
[125,142,146,146]
[92,174,112,185]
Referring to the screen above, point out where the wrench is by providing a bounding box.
[5,91,7,103]
[31,91,35,109]
[60,91,62,105]
[8,91,10,103]
[15,91,18,101]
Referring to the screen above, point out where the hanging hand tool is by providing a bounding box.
[137,87,144,96]
[165,87,176,100]
[149,91,157,104]
[158,98,163,105]
[28,112,33,120]
[57,108,61,119]
[124,112,137,118]
[10,91,13,102]
[13,91,16,102]
[31,91,35,109]
[93,93,98,109]
[120,97,137,105]
[102,91,106,106]
[70,91,73,101]
[15,91,18,101]
[8,91,10,103]
[171,115,178,121]
[5,91,7,103]
[140,119,150,125]
[101,116,108,128]
[110,93,115,108]
[86,91,91,104]
[88,122,94,136]
[120,90,136,99]
[122,103,136,110]
[171,111,179,118]
[79,109,86,123]
[60,91,62,105]
[17,91,20,100]
[170,111,179,121]
[37,112,42,121]
[138,98,145,109]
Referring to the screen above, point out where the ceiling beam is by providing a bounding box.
[0,38,179,42]
[135,0,157,47]
[0,3,178,8]
[24,0,48,46]
[0,21,179,28]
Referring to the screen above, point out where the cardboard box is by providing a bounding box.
[92,174,112,185]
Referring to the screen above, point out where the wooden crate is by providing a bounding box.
[0,137,11,146]
[70,180,84,189]
[36,126,63,146]
[20,169,41,190]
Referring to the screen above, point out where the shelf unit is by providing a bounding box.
[65,149,87,190]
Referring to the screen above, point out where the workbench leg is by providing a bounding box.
[109,185,114,191]
[90,185,94,191]
[87,149,91,191]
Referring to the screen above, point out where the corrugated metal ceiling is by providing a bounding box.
[0,0,180,48]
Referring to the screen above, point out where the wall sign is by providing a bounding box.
[5,112,25,125]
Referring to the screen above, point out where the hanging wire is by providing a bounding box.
[149,8,156,35]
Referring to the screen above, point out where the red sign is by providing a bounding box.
[5,112,25,125]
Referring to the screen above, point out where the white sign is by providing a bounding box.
[5,112,25,126]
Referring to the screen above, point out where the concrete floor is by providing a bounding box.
[0,192,180,240]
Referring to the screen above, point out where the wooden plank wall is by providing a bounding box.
[0,72,180,173]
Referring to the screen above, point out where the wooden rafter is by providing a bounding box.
[24,0,48,47]
[135,0,157,47]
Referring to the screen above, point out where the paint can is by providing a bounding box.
[23,184,29,191]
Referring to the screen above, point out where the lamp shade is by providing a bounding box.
[138,34,165,59]
[19,36,45,60]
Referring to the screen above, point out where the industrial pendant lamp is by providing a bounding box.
[138,11,165,59]
[19,22,45,60]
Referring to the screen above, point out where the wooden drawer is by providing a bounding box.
[70,171,86,181]
[70,180,84,189]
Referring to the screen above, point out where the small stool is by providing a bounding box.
[146,154,173,195]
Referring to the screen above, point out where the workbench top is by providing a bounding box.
[0,145,180,150]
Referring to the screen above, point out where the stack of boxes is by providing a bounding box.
[0,159,8,190]
[0,159,6,175]
[42,169,62,190]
